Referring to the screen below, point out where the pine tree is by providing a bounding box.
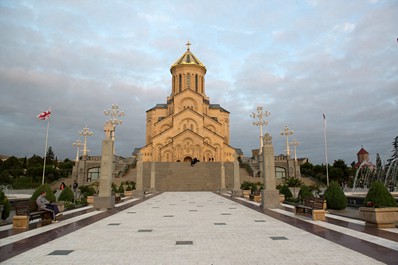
[46,146,55,165]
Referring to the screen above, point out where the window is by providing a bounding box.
[195,74,198,92]
[179,74,182,92]
[275,167,285,179]
[87,167,101,182]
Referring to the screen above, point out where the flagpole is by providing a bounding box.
[41,109,51,185]
[323,113,329,186]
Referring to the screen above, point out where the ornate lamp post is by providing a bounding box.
[104,104,125,154]
[72,138,83,163]
[79,125,94,156]
[290,137,300,161]
[250,106,271,155]
[280,126,294,157]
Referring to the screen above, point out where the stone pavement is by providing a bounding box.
[0,192,397,264]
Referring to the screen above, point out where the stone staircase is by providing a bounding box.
[137,162,236,191]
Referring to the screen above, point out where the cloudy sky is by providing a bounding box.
[0,0,397,166]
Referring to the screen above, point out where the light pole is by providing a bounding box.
[250,106,271,155]
[73,138,83,163]
[290,137,300,161]
[280,126,294,157]
[104,104,125,154]
[79,125,94,156]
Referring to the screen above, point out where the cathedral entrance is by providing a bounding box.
[183,156,192,162]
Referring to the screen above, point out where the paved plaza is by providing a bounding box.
[1,192,397,264]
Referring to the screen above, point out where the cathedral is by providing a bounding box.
[139,43,237,163]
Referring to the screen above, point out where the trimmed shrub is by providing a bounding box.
[279,185,293,199]
[58,186,74,202]
[125,185,133,191]
[324,181,347,210]
[364,181,397,208]
[0,190,11,220]
[30,184,56,204]
[298,185,314,201]
[240,181,252,190]
[117,183,124,194]
[78,185,97,198]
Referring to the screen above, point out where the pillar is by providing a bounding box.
[231,153,242,197]
[261,133,280,208]
[94,121,115,210]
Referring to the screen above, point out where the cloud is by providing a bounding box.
[0,0,397,166]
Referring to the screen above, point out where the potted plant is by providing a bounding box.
[124,185,133,197]
[359,181,398,228]
[240,181,252,198]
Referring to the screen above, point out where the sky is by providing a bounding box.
[0,0,397,166]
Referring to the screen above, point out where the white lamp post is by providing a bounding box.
[250,106,271,155]
[79,125,93,156]
[280,126,293,157]
[104,104,125,154]
[290,137,300,161]
[72,138,83,163]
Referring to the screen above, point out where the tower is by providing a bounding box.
[140,43,236,162]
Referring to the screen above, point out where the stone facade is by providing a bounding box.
[140,44,237,163]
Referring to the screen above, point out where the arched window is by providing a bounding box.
[179,74,182,92]
[187,73,190,89]
[87,167,100,182]
[195,74,198,92]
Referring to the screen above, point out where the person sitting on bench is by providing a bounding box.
[36,191,62,223]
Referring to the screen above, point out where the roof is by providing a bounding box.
[170,42,206,72]
[357,147,369,155]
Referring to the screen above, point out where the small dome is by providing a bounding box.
[170,42,206,72]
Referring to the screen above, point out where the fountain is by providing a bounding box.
[352,161,375,191]
[384,158,398,192]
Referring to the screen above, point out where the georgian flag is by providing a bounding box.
[37,110,51,120]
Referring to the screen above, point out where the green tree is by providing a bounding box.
[58,186,74,202]
[324,181,347,210]
[364,181,397,208]
[28,155,43,167]
[46,146,55,165]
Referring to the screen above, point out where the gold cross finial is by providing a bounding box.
[186,41,191,51]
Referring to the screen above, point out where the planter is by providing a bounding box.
[87,196,95,205]
[279,194,285,203]
[359,207,398,228]
[242,190,251,199]
[57,202,65,212]
[124,190,133,197]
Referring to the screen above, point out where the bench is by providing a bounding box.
[295,197,326,221]
[13,200,52,228]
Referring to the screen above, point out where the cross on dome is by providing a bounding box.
[186,41,191,51]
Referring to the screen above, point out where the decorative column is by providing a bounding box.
[94,121,115,210]
[261,133,280,209]
[250,106,271,155]
[220,148,226,193]
[149,162,156,193]
[231,152,242,197]
[134,153,145,198]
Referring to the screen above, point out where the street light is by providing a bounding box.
[290,137,300,161]
[72,138,83,163]
[280,126,293,157]
[104,104,125,154]
[79,125,94,156]
[250,106,271,155]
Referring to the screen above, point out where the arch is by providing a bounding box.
[87,167,101,182]
[179,74,182,92]
[184,156,192,162]
[275,166,286,179]
[207,125,216,132]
